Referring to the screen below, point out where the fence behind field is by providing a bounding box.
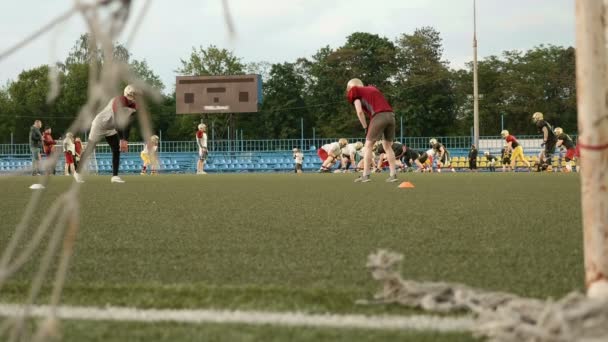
[1,134,572,156]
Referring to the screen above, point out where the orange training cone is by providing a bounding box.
[398,181,415,188]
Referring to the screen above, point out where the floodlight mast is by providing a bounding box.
[575,0,608,299]
[472,0,479,148]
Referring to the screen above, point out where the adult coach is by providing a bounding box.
[346,78,398,183]
[29,120,42,176]
[73,85,140,183]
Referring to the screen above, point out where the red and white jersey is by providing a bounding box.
[321,142,341,157]
[347,86,393,120]
[196,130,208,149]
[90,96,137,138]
[62,138,75,154]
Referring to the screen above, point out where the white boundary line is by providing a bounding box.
[0,304,473,332]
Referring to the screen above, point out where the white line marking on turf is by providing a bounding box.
[0,304,473,332]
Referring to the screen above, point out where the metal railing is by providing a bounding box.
[0,135,577,157]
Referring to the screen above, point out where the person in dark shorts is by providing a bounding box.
[429,138,455,172]
[375,141,407,172]
[554,127,578,172]
[501,144,511,172]
[532,112,557,171]
[468,144,478,172]
[346,78,398,183]
[484,151,498,172]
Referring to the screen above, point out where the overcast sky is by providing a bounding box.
[0,0,574,91]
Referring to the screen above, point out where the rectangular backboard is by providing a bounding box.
[176,74,262,114]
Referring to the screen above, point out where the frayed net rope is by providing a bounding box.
[358,249,608,342]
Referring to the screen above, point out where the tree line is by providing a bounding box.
[0,28,576,143]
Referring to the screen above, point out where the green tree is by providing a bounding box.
[394,27,455,137]
[0,86,17,143]
[256,62,309,139]
[8,65,65,142]
[176,45,245,76]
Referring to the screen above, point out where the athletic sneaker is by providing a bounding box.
[354,175,371,183]
[385,175,399,182]
[111,176,125,183]
[73,172,84,183]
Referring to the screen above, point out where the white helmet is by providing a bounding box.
[484,151,489,156]
[532,112,543,122]
[354,142,364,150]
[346,78,364,92]
[338,138,348,148]
[429,138,437,146]
[501,130,509,138]
[198,123,207,131]
[150,135,159,143]
[124,84,139,101]
[554,127,563,135]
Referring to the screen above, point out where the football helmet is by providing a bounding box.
[532,112,544,122]
[124,84,139,101]
[198,124,207,131]
[429,138,438,146]
[500,130,509,138]
[346,78,364,92]
[338,138,348,148]
[554,127,563,135]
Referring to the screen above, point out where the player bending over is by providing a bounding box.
[484,151,498,172]
[532,112,557,171]
[293,148,304,173]
[346,79,398,183]
[340,141,363,171]
[375,140,407,172]
[318,139,347,172]
[141,135,160,175]
[554,127,578,172]
[74,85,140,183]
[429,138,455,173]
[501,130,530,171]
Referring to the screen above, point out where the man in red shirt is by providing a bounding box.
[346,78,398,183]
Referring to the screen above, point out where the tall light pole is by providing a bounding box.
[473,0,480,147]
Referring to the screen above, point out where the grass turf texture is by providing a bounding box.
[0,173,582,340]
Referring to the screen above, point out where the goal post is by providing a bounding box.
[574,0,608,299]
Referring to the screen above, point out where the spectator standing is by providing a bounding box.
[29,120,43,176]
[468,144,478,172]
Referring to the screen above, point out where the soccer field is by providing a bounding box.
[0,173,583,341]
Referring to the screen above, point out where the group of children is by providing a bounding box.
[309,138,459,174]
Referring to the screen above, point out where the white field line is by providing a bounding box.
[0,304,474,332]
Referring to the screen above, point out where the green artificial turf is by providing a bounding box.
[0,173,583,340]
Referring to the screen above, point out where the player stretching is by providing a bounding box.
[532,112,557,171]
[346,78,398,183]
[554,127,579,172]
[140,135,159,175]
[74,85,139,183]
[196,124,208,174]
[429,138,455,172]
[501,130,530,171]
[318,139,347,172]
